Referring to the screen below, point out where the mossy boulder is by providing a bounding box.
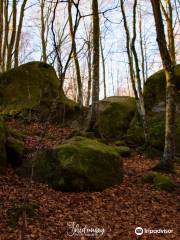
[0,62,79,123]
[144,64,180,111]
[128,65,180,155]
[19,136,123,191]
[98,96,136,140]
[128,112,180,156]
[143,173,176,192]
[6,135,25,168]
[0,118,7,174]
[153,175,176,192]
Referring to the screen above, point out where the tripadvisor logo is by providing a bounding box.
[67,222,105,238]
[135,227,144,236]
[135,226,173,236]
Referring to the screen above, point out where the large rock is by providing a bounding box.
[128,65,180,156]
[0,118,7,174]
[98,96,136,140]
[6,128,26,168]
[0,62,79,123]
[18,136,123,191]
[144,64,180,111]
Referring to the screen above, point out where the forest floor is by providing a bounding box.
[0,121,179,240]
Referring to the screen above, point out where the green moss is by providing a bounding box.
[0,62,60,115]
[98,96,136,140]
[32,136,123,191]
[144,64,180,111]
[153,174,176,192]
[128,112,180,157]
[115,146,130,157]
[0,62,80,123]
[113,140,126,146]
[143,173,157,183]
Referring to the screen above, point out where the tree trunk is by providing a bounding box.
[2,0,9,72]
[151,0,175,170]
[120,0,148,143]
[0,0,3,72]
[68,1,83,108]
[160,0,176,65]
[100,33,106,99]
[7,0,17,70]
[14,0,28,67]
[40,0,47,63]
[86,39,92,107]
[88,0,100,131]
[131,0,148,143]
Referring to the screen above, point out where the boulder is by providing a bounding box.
[128,65,180,156]
[18,136,123,191]
[98,96,136,140]
[6,132,25,168]
[144,64,180,111]
[0,62,79,124]
[0,118,7,174]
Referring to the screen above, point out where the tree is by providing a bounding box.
[7,0,17,70]
[68,1,83,108]
[151,0,176,170]
[0,0,3,72]
[88,0,100,131]
[120,0,148,143]
[160,0,176,65]
[40,0,47,63]
[14,0,28,67]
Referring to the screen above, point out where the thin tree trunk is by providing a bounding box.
[120,0,148,143]
[86,39,92,107]
[0,0,3,72]
[160,0,176,65]
[100,33,106,99]
[14,0,28,67]
[139,7,146,86]
[151,0,175,170]
[88,0,100,131]
[68,1,83,108]
[2,0,9,72]
[40,0,47,63]
[7,0,17,70]
[131,0,148,143]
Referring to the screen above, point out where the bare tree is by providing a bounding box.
[7,0,17,70]
[0,0,3,72]
[68,1,83,108]
[120,0,148,143]
[151,0,176,171]
[40,0,47,63]
[160,0,176,64]
[14,0,28,67]
[88,0,100,131]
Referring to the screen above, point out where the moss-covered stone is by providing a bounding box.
[0,62,60,114]
[6,136,25,168]
[115,146,130,157]
[20,136,123,191]
[128,112,180,156]
[98,96,136,140]
[0,118,7,174]
[153,174,176,192]
[0,62,80,124]
[144,64,180,111]
[143,172,157,183]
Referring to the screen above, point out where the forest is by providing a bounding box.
[0,0,179,239]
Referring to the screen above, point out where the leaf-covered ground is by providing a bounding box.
[0,121,179,240]
[0,155,179,240]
